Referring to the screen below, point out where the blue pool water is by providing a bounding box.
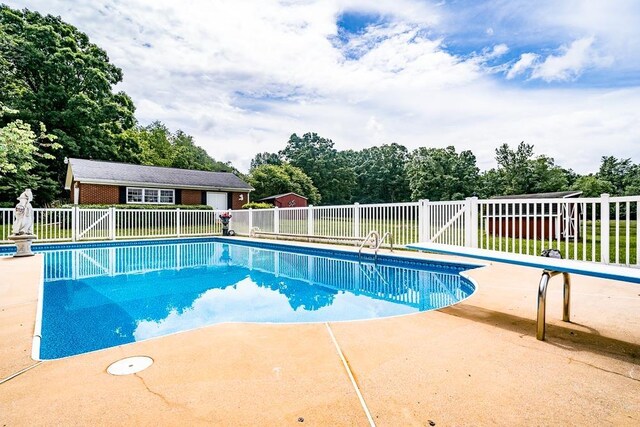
[35,239,477,359]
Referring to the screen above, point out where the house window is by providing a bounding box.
[144,189,159,203]
[127,187,174,204]
[127,188,143,203]
[160,190,174,203]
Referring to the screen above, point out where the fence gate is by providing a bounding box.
[427,201,468,246]
[77,209,111,241]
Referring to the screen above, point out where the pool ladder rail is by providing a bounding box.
[358,230,394,262]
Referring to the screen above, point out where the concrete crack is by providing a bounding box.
[134,373,174,407]
[133,373,212,423]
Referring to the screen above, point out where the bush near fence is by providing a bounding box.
[61,204,213,210]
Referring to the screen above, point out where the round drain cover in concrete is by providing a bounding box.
[107,356,153,375]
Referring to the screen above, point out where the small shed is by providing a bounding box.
[65,158,253,210]
[486,191,583,240]
[258,192,308,208]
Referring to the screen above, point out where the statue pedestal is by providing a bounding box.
[8,234,37,257]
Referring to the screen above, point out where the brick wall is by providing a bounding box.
[231,192,250,209]
[181,189,202,205]
[78,183,120,204]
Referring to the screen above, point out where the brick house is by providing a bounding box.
[257,192,308,208]
[65,158,253,210]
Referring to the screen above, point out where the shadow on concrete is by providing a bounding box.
[440,304,640,365]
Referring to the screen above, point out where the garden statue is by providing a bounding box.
[9,189,37,257]
[12,189,34,235]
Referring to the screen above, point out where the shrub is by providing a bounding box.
[242,202,274,209]
[60,204,213,210]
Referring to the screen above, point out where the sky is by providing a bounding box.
[6,0,640,173]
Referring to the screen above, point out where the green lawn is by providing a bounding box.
[477,220,637,265]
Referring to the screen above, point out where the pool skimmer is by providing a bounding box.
[107,356,154,375]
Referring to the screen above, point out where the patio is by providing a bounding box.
[1,241,638,426]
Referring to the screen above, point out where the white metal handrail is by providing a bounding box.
[358,230,379,259]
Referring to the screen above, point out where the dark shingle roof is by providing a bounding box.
[257,192,308,201]
[491,191,582,200]
[66,158,253,191]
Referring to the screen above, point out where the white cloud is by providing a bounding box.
[3,0,640,174]
[531,36,611,82]
[506,53,539,79]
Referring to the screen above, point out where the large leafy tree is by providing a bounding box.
[406,146,479,201]
[348,143,411,203]
[0,104,60,202]
[571,174,615,197]
[597,156,637,196]
[250,152,282,171]
[280,132,355,205]
[248,163,321,205]
[481,142,569,196]
[0,5,138,202]
[130,121,236,173]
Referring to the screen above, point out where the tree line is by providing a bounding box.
[248,133,640,205]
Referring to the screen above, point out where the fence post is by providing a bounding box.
[307,205,314,235]
[353,203,360,238]
[109,207,116,240]
[418,199,430,242]
[465,197,479,248]
[71,206,78,242]
[176,208,181,237]
[600,193,610,264]
[248,208,253,232]
[274,207,280,234]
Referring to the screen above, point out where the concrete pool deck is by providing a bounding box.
[1,239,639,426]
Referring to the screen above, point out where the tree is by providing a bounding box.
[571,175,614,197]
[597,156,635,196]
[528,155,569,193]
[493,141,534,194]
[131,122,235,173]
[248,163,321,205]
[0,104,60,201]
[0,5,138,202]
[489,142,568,195]
[250,152,282,171]
[280,132,355,205]
[349,143,411,203]
[406,146,479,201]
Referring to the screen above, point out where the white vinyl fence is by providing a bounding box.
[1,208,224,243]
[1,193,638,267]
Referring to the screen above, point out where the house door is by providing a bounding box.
[206,192,228,210]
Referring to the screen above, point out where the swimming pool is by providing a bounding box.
[27,238,478,359]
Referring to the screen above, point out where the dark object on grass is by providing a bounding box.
[540,248,562,259]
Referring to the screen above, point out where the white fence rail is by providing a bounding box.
[1,193,638,267]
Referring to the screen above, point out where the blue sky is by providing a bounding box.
[7,0,640,173]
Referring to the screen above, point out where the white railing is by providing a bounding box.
[1,193,638,267]
[0,207,226,244]
[474,195,639,266]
